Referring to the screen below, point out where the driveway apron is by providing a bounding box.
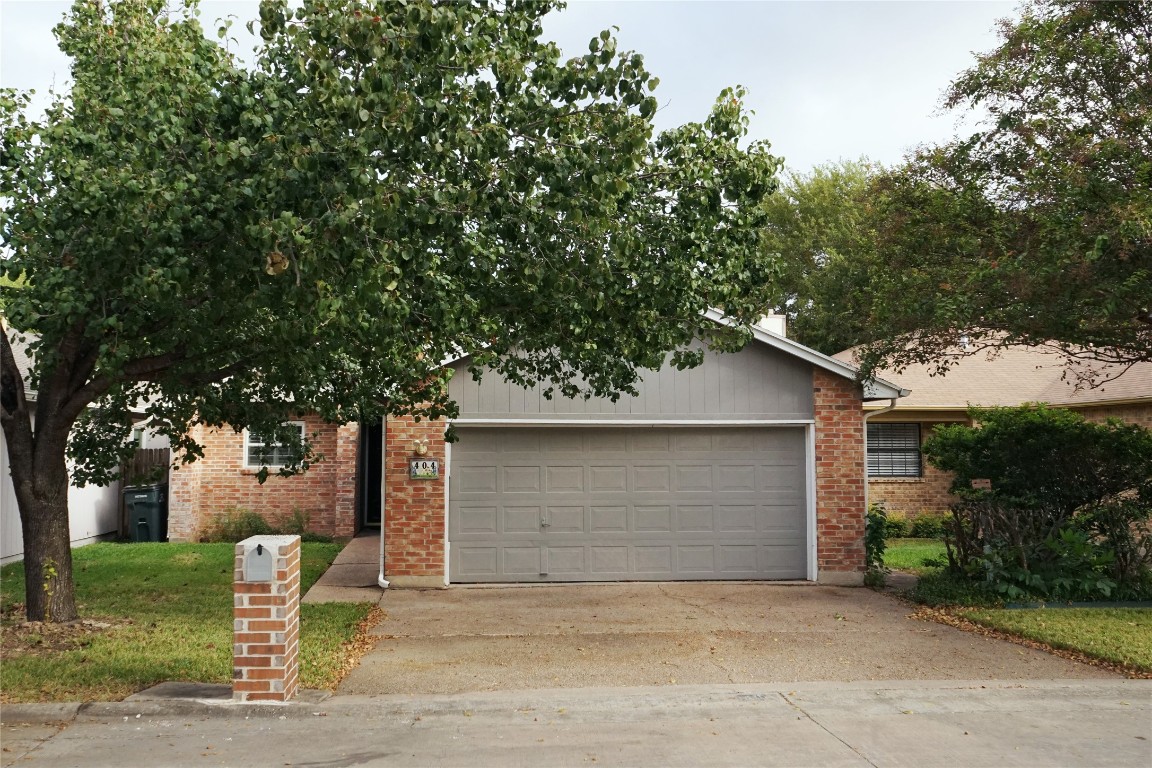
[337,583,1117,695]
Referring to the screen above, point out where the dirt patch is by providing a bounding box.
[1,606,124,658]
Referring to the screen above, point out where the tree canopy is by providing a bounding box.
[759,158,883,355]
[0,0,782,621]
[851,0,1151,379]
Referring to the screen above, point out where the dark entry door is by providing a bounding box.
[358,420,383,527]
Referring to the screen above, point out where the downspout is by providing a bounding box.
[862,398,899,513]
[377,413,390,590]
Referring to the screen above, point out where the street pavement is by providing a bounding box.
[3,679,1150,767]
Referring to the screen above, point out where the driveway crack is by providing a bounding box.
[778,692,879,767]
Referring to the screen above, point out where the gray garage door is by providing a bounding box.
[449,427,807,582]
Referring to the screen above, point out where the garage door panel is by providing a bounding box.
[676,465,713,491]
[460,466,498,493]
[590,506,628,532]
[457,546,498,576]
[633,466,671,491]
[632,432,670,452]
[589,466,628,492]
[503,466,541,492]
[503,547,541,575]
[635,505,672,532]
[546,505,586,533]
[458,506,498,534]
[678,545,715,573]
[717,465,757,491]
[635,546,673,573]
[449,427,808,582]
[590,546,629,574]
[501,506,540,533]
[678,505,714,532]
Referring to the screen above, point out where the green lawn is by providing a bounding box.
[884,538,948,574]
[962,607,1152,672]
[0,542,375,702]
[881,539,1152,674]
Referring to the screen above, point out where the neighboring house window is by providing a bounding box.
[867,423,921,478]
[244,422,305,468]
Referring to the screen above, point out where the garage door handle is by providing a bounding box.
[540,516,550,527]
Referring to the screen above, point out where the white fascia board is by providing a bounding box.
[703,309,910,401]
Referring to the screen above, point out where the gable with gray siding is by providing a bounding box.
[448,340,814,421]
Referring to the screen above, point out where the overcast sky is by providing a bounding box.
[0,0,1016,174]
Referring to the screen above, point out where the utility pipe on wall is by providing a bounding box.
[861,398,899,513]
[377,414,390,590]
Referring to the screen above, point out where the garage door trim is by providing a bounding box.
[445,419,818,583]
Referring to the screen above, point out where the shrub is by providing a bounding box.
[201,508,334,544]
[883,510,909,539]
[908,512,948,539]
[864,503,888,587]
[924,405,1152,601]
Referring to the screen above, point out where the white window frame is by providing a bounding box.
[243,422,306,469]
[867,422,922,478]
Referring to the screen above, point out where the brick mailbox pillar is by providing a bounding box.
[233,535,301,702]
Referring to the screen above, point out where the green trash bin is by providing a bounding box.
[125,484,168,542]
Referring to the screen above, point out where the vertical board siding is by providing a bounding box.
[448,340,814,420]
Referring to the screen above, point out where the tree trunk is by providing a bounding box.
[2,400,79,623]
[15,478,78,624]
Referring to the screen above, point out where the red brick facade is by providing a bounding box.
[382,415,447,586]
[168,415,358,541]
[867,420,958,518]
[868,404,1152,519]
[171,367,877,583]
[813,369,866,581]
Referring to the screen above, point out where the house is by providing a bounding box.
[168,315,908,586]
[832,343,1152,519]
[1,332,143,564]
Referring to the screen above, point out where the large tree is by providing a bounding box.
[0,0,781,622]
[759,159,883,355]
[852,0,1151,379]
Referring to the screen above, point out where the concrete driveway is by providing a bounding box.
[337,583,1117,695]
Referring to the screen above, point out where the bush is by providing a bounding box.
[864,504,888,587]
[924,405,1152,601]
[201,508,334,544]
[908,513,948,539]
[883,510,909,539]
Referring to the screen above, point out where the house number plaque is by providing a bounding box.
[409,458,440,479]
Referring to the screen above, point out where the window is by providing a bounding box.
[867,423,921,478]
[244,422,305,468]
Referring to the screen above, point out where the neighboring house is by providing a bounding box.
[1,332,145,565]
[832,343,1152,520]
[168,314,907,586]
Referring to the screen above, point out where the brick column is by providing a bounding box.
[813,369,867,585]
[233,535,301,702]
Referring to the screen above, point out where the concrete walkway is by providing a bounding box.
[301,532,386,604]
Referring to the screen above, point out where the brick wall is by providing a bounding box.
[869,405,1152,519]
[813,369,866,578]
[167,416,359,541]
[868,421,957,518]
[1075,403,1152,430]
[383,415,446,584]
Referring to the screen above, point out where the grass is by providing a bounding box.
[884,538,948,575]
[882,538,1152,674]
[0,541,375,703]
[961,607,1152,672]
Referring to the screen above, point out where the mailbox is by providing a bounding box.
[244,543,275,582]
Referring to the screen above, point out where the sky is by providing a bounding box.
[0,0,1017,174]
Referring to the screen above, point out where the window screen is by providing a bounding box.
[867,423,921,477]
